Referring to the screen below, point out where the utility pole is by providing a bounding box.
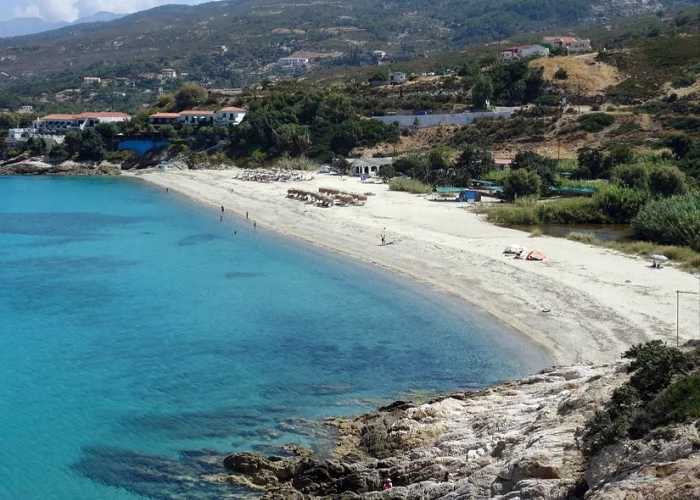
[676,289,700,346]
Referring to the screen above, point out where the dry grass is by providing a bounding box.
[565,233,700,272]
[530,228,543,237]
[532,53,623,95]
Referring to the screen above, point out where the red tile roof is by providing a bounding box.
[219,106,246,112]
[74,112,131,119]
[39,114,74,120]
[150,113,180,119]
[179,110,215,115]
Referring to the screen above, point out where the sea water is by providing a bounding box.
[0,176,551,499]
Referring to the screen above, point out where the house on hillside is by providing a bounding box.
[161,68,178,79]
[277,57,309,68]
[215,107,246,127]
[177,110,215,125]
[389,72,406,85]
[149,113,180,126]
[373,50,387,59]
[19,105,33,112]
[499,45,550,62]
[83,77,102,85]
[34,112,131,132]
[542,36,591,55]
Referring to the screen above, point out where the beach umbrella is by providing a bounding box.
[650,254,668,262]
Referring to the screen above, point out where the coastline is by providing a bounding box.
[129,168,699,366]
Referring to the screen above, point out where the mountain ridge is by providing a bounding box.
[0,11,123,39]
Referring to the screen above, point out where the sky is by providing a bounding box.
[0,0,210,22]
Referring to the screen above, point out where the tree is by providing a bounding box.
[174,83,208,111]
[511,151,557,192]
[612,164,649,190]
[503,169,541,201]
[666,134,694,159]
[649,165,687,197]
[454,145,494,181]
[378,164,397,182]
[79,129,105,161]
[64,131,82,156]
[576,146,612,180]
[472,76,493,109]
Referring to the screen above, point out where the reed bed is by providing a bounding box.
[388,178,433,194]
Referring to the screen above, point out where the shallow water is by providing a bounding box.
[0,176,551,499]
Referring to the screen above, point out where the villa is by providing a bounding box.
[542,36,592,55]
[149,113,180,125]
[215,107,247,127]
[34,112,131,132]
[177,110,215,125]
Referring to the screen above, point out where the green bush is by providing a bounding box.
[579,113,616,132]
[582,341,690,457]
[612,164,649,190]
[503,169,542,202]
[632,193,700,250]
[535,197,603,224]
[388,178,433,194]
[594,186,649,223]
[649,165,687,196]
[554,68,568,80]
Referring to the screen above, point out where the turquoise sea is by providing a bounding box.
[0,176,551,499]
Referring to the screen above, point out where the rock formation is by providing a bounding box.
[215,362,699,499]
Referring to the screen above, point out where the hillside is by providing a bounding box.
[0,0,695,82]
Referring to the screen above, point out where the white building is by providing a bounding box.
[83,77,102,85]
[177,110,215,125]
[19,105,33,112]
[35,112,131,132]
[215,107,246,127]
[389,72,406,85]
[7,128,34,144]
[161,68,178,79]
[500,44,550,62]
[277,57,309,67]
[373,50,386,59]
[349,157,393,177]
[542,36,591,55]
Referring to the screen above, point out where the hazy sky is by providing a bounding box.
[1,0,210,22]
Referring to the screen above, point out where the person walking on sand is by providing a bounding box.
[381,234,385,246]
[383,478,392,490]
[246,211,249,220]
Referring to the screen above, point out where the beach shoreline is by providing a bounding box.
[129,168,699,366]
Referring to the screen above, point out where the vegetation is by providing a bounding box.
[632,193,700,250]
[579,113,616,133]
[388,178,433,194]
[503,170,542,202]
[565,233,700,271]
[581,341,699,457]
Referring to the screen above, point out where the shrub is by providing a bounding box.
[611,164,649,190]
[579,113,616,132]
[632,193,700,250]
[623,341,688,400]
[388,178,433,194]
[649,165,687,196]
[378,165,397,181]
[554,68,568,80]
[503,170,542,202]
[535,197,603,224]
[594,186,649,223]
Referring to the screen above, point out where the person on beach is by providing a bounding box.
[383,478,392,490]
[381,234,385,246]
[166,188,169,193]
[220,215,223,222]
[246,211,249,220]
[254,221,257,230]
[221,205,225,213]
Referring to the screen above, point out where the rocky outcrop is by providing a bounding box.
[0,160,121,176]
[210,363,700,499]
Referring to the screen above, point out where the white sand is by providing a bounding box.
[133,169,700,365]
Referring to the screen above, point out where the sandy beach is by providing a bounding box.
[133,168,699,365]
